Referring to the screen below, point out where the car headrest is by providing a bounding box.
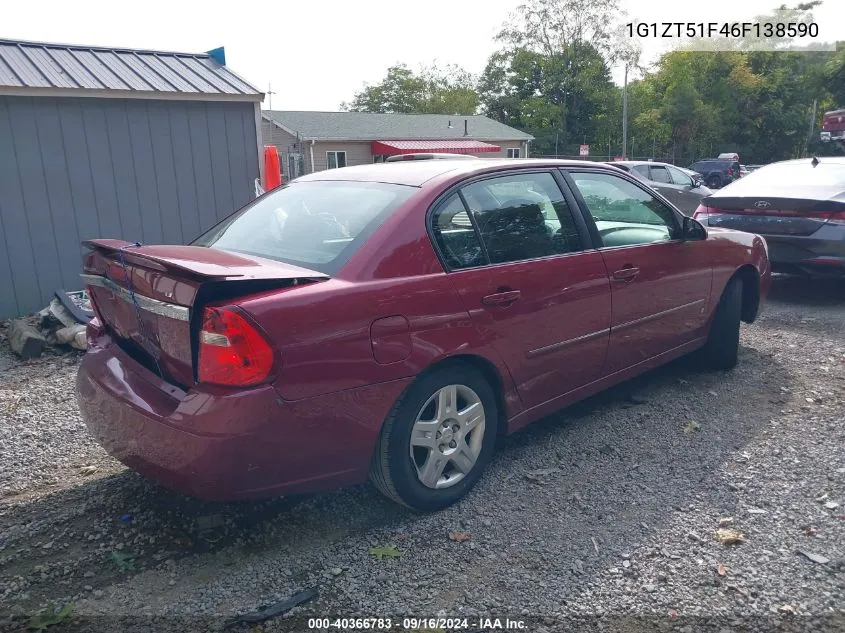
[480,201,546,236]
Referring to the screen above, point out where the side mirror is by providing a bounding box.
[682,216,707,240]
[692,178,703,188]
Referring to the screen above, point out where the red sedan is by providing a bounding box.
[76,159,771,511]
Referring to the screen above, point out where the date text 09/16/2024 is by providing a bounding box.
[626,21,819,39]
[307,617,527,630]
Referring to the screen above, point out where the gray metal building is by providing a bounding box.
[0,38,264,318]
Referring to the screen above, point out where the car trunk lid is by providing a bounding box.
[696,194,845,236]
[82,239,328,388]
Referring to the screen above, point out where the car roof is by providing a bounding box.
[612,161,676,168]
[769,156,845,167]
[293,158,618,187]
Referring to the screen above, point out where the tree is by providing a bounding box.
[481,0,623,155]
[497,0,623,61]
[341,63,480,114]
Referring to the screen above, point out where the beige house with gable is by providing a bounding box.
[261,111,533,181]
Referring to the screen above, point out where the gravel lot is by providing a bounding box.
[1,275,844,632]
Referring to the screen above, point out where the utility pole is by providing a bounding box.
[806,98,817,156]
[267,82,276,110]
[622,64,629,160]
[555,132,559,158]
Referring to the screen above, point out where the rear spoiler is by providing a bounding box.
[82,239,329,282]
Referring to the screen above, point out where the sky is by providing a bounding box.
[4,0,844,111]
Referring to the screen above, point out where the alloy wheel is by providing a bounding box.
[409,384,486,489]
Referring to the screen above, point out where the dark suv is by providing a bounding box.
[688,159,740,189]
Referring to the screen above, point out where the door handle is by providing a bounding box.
[612,266,640,281]
[481,290,521,306]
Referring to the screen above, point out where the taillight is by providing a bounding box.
[198,307,275,387]
[693,205,713,221]
[822,210,845,224]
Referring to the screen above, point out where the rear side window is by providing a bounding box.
[461,172,583,264]
[650,166,672,183]
[632,165,650,179]
[192,181,415,274]
[431,194,485,269]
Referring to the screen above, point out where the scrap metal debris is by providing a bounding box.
[225,586,318,627]
[6,290,93,359]
[448,531,472,543]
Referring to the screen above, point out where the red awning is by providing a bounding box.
[372,139,502,156]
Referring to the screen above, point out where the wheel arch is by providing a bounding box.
[731,264,761,323]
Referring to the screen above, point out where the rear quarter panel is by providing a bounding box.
[704,227,771,316]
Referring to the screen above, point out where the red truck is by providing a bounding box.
[821,109,845,145]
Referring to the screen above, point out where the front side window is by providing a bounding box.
[192,181,414,274]
[668,165,693,186]
[506,148,521,158]
[570,171,679,248]
[460,172,583,264]
[326,151,347,169]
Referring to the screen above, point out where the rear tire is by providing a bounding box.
[370,364,498,511]
[700,278,743,370]
[707,175,722,189]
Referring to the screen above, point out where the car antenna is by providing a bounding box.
[811,156,820,167]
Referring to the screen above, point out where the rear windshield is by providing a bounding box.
[730,162,845,188]
[192,181,416,274]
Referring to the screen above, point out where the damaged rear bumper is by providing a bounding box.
[76,332,410,500]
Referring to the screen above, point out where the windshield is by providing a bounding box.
[192,181,416,274]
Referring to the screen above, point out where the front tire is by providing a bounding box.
[370,364,498,511]
[700,277,743,370]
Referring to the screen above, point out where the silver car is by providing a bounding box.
[694,157,845,277]
[609,161,713,215]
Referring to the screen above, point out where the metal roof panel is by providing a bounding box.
[46,48,106,89]
[176,56,239,94]
[160,55,218,93]
[117,53,177,91]
[94,51,155,91]
[133,54,200,92]
[0,38,262,99]
[73,50,130,90]
[0,54,24,87]
[0,45,51,87]
[19,46,77,88]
